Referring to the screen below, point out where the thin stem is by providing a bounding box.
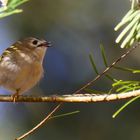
[15,103,62,140]
[74,42,140,94]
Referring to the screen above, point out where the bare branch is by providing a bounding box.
[15,103,62,140]
[74,42,140,94]
[11,89,140,139]
[1,90,140,103]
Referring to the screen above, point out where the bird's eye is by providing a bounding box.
[32,40,38,45]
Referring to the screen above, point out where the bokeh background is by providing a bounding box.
[0,0,140,140]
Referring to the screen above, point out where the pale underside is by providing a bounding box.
[0,53,43,95]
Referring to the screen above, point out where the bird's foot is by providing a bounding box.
[11,93,19,102]
[12,89,20,102]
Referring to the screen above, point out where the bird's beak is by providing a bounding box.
[38,41,52,48]
[46,41,52,47]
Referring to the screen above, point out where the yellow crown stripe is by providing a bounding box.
[10,45,18,50]
[0,56,2,61]
[4,50,11,54]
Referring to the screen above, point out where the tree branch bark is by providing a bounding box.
[1,89,140,103]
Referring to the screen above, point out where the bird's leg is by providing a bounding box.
[12,89,20,102]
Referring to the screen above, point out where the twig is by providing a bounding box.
[74,42,140,94]
[15,103,62,140]
[1,90,140,103]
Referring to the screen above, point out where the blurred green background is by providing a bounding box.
[0,0,140,140]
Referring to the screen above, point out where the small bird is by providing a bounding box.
[0,37,51,101]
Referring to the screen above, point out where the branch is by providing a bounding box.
[74,42,140,94]
[16,103,62,140]
[1,90,140,103]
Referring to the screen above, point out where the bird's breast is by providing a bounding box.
[14,61,44,93]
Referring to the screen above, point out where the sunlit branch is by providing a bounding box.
[1,90,140,103]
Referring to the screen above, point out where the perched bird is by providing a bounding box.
[0,37,51,101]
